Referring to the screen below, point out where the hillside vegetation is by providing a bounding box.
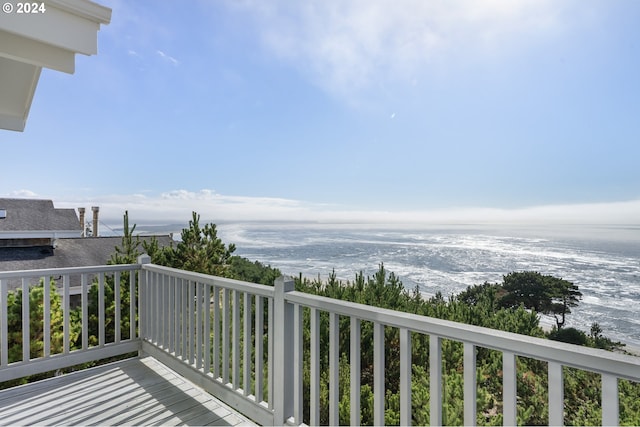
[2,212,638,425]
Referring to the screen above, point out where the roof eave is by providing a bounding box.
[0,0,111,132]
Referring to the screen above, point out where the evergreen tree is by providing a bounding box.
[500,271,582,328]
[109,211,141,265]
[145,211,235,276]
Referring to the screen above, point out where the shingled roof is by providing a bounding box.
[0,235,174,290]
[0,198,80,232]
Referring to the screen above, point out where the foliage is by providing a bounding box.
[109,211,141,265]
[4,281,67,362]
[286,265,639,426]
[291,265,547,425]
[548,327,588,346]
[589,322,626,351]
[228,256,281,285]
[144,211,235,276]
[1,280,76,389]
[499,271,582,328]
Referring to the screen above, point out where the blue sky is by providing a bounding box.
[2,0,640,226]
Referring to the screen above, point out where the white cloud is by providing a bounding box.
[236,0,572,98]
[156,50,179,66]
[46,189,314,225]
[16,188,637,227]
[6,189,39,198]
[5,187,638,226]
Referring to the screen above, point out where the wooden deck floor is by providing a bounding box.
[0,357,257,426]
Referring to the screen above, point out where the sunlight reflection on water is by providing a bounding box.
[218,222,640,346]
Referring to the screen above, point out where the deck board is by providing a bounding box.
[0,357,256,426]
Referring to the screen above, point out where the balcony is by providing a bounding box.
[1,256,639,426]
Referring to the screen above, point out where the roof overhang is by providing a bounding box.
[0,0,111,131]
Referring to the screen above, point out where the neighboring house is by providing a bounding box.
[0,235,174,273]
[0,198,81,247]
[0,198,174,301]
[0,235,174,298]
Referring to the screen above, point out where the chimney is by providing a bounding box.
[78,207,86,237]
[91,206,99,237]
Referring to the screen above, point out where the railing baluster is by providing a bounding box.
[114,272,121,343]
[158,274,171,350]
[168,276,174,353]
[503,351,517,426]
[329,312,340,426]
[173,277,179,355]
[310,307,320,426]
[233,289,240,389]
[151,272,157,344]
[22,278,29,361]
[163,274,169,349]
[213,286,220,379]
[222,288,230,384]
[464,342,477,426]
[149,270,154,341]
[267,296,274,409]
[182,278,188,360]
[130,270,136,340]
[81,274,88,350]
[0,278,8,366]
[400,328,412,427]
[350,317,361,426]
[294,304,303,423]
[153,272,157,344]
[430,335,442,426]
[98,273,105,346]
[150,272,156,343]
[176,277,182,356]
[182,278,187,359]
[602,374,619,426]
[204,283,211,374]
[196,282,203,370]
[254,294,264,402]
[159,272,164,346]
[43,275,50,357]
[63,275,70,353]
[189,280,195,365]
[243,292,251,396]
[374,322,385,426]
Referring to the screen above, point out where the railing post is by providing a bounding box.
[137,254,151,356]
[273,276,295,425]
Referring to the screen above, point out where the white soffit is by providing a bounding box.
[0,0,111,132]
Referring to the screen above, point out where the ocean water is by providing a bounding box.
[216,222,640,347]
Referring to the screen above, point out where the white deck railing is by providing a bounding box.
[0,263,141,383]
[2,256,640,426]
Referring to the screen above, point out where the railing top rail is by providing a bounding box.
[142,263,275,298]
[0,263,140,279]
[286,290,640,381]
